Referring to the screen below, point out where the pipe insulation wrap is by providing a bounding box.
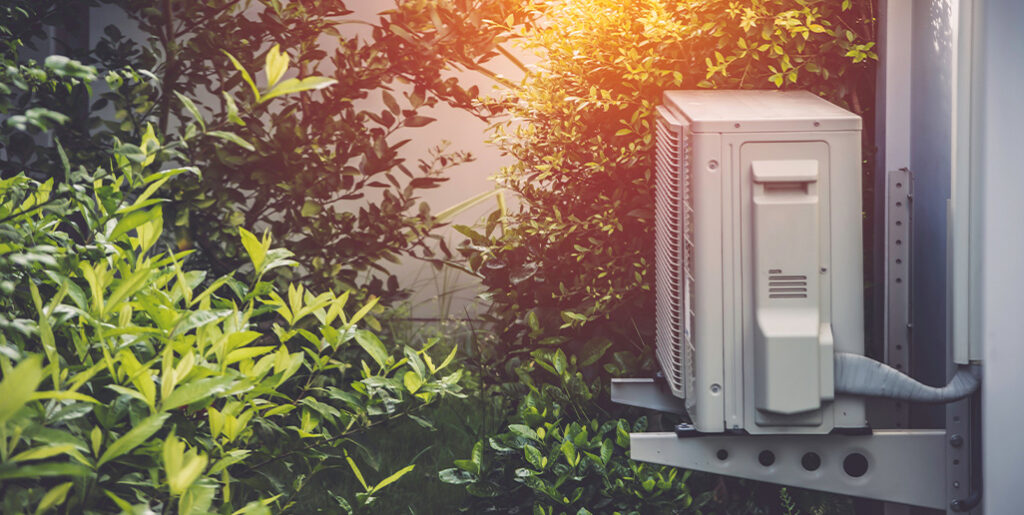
[834,352,980,403]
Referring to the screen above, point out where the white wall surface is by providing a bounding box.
[974,0,1024,511]
[346,3,527,319]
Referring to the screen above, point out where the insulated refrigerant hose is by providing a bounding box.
[834,352,980,403]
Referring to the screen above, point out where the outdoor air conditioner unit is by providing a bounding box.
[652,90,866,435]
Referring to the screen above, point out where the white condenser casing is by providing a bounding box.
[654,90,867,434]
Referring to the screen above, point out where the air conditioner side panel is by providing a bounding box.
[824,131,866,429]
[690,132,725,433]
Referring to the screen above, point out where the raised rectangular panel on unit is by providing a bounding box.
[654,90,866,434]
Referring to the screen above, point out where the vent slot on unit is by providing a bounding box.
[654,107,693,399]
[768,270,808,299]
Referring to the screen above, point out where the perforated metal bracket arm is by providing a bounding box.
[629,429,949,510]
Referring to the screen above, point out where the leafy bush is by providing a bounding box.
[100,0,514,300]
[461,0,877,370]
[0,55,465,513]
[441,349,706,514]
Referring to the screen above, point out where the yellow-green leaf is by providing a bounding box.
[223,92,245,126]
[110,206,160,242]
[30,391,100,404]
[91,427,103,456]
[239,227,265,271]
[208,130,255,151]
[173,92,205,132]
[222,51,260,102]
[140,123,159,167]
[403,371,423,394]
[0,354,44,426]
[162,376,237,411]
[97,412,170,466]
[300,200,321,217]
[260,77,337,103]
[369,464,415,494]
[11,444,77,463]
[264,44,288,87]
[354,330,388,369]
[345,453,368,489]
[33,481,73,515]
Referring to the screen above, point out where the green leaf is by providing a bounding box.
[162,376,237,411]
[509,424,539,441]
[345,453,368,490]
[438,467,475,485]
[172,309,231,338]
[615,420,630,448]
[369,464,415,494]
[524,445,544,469]
[11,444,78,463]
[174,91,205,131]
[0,462,91,480]
[301,200,322,217]
[578,338,613,367]
[354,330,389,369]
[208,130,255,151]
[382,91,400,114]
[239,227,266,271]
[139,123,159,167]
[104,264,152,317]
[117,174,171,214]
[403,115,435,128]
[347,296,378,327]
[110,206,160,241]
[553,349,567,375]
[642,478,656,492]
[453,459,478,474]
[163,433,208,495]
[0,354,44,426]
[260,77,337,103]
[472,440,484,467]
[403,371,423,394]
[599,439,613,465]
[264,44,289,87]
[144,166,199,184]
[223,92,245,126]
[223,50,260,102]
[97,412,170,466]
[34,481,73,515]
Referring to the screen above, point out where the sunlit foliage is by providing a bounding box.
[464,0,877,373]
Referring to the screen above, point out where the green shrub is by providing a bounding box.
[0,54,465,514]
[99,0,513,300]
[461,0,877,370]
[441,349,705,514]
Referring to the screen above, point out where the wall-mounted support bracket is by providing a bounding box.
[610,378,685,414]
[629,429,948,510]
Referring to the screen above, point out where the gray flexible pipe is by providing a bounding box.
[834,352,980,403]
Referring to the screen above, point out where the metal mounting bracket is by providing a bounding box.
[628,429,948,510]
[610,378,686,414]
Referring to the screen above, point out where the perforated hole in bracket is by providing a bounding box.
[843,453,869,477]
